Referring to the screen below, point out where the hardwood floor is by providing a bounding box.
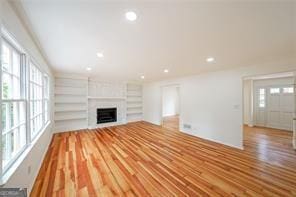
[31,122,296,196]
[162,115,179,131]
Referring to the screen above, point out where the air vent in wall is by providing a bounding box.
[183,124,191,129]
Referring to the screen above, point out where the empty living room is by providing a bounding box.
[0,0,296,196]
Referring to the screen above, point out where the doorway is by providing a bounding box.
[161,85,180,131]
[254,85,294,130]
[244,75,294,131]
[243,72,295,151]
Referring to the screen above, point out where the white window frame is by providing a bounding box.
[43,74,50,124]
[1,37,28,174]
[29,61,44,140]
[0,27,51,182]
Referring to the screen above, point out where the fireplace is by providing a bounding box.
[97,108,117,124]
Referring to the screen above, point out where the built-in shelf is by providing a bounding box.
[55,96,86,104]
[55,115,87,121]
[127,104,142,108]
[88,96,126,100]
[127,97,142,102]
[54,76,143,132]
[54,75,88,132]
[127,110,142,115]
[126,113,143,122]
[127,87,142,91]
[55,104,87,112]
[55,84,86,88]
[54,118,87,132]
[126,83,143,122]
[55,109,87,113]
[55,101,86,104]
[55,93,86,96]
[127,95,142,98]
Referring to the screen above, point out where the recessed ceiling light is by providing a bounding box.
[164,69,169,73]
[86,67,92,71]
[97,52,104,58]
[141,75,145,79]
[125,11,137,21]
[207,57,215,63]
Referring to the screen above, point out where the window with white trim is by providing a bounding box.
[1,27,51,180]
[270,87,280,94]
[283,87,294,94]
[1,39,26,171]
[29,62,43,139]
[43,75,49,123]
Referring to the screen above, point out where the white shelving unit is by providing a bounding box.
[126,83,143,122]
[54,74,88,132]
[54,75,143,132]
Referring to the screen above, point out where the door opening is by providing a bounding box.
[242,72,295,151]
[161,85,180,131]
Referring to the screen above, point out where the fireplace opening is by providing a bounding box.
[97,108,117,124]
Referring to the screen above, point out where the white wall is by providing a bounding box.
[243,80,252,125]
[143,59,296,149]
[294,1,296,56]
[293,73,296,149]
[162,85,179,117]
[0,0,54,193]
[144,70,243,149]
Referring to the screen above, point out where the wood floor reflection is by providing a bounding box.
[162,115,179,131]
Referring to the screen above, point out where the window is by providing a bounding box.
[1,40,26,171]
[270,87,280,94]
[283,87,294,94]
[29,63,43,139]
[259,88,265,108]
[43,75,49,123]
[0,28,51,180]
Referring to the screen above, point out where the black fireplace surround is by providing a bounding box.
[97,108,117,124]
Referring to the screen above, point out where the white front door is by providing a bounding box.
[267,87,281,129]
[255,86,294,131]
[280,87,294,130]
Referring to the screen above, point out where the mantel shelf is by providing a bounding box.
[87,96,126,100]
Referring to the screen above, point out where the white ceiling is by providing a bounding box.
[17,0,296,81]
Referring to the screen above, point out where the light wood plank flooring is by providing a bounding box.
[31,122,296,196]
[162,115,179,131]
